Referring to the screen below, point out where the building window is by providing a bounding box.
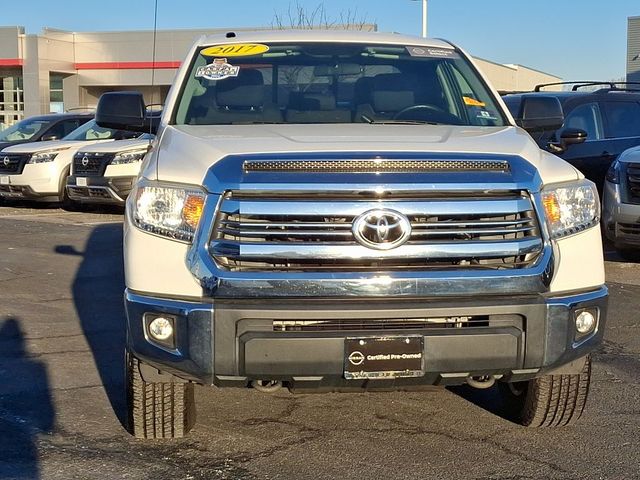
[0,74,24,131]
[49,74,64,113]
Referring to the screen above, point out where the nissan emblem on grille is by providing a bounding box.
[352,209,412,250]
[81,156,89,167]
[3,157,9,166]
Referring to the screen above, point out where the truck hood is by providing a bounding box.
[152,124,580,186]
[1,139,113,154]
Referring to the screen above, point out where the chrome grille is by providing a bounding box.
[210,191,543,272]
[243,158,510,173]
[73,152,114,176]
[0,154,29,174]
[619,223,640,236]
[627,163,640,202]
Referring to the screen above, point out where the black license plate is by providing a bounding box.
[344,336,424,379]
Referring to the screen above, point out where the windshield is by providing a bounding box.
[63,119,141,141]
[0,118,50,142]
[175,42,507,127]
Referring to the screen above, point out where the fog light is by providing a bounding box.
[575,310,596,334]
[148,317,174,341]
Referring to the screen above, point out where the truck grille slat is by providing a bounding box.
[219,198,533,217]
[211,190,543,272]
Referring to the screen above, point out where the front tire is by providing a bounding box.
[499,356,591,427]
[126,353,196,438]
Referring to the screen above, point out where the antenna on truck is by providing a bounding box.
[150,0,159,139]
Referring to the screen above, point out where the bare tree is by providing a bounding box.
[272,1,375,31]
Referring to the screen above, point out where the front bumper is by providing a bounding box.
[67,175,135,204]
[125,286,608,388]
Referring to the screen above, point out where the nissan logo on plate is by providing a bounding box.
[352,209,412,250]
[81,156,89,167]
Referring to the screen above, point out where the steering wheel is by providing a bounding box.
[393,104,463,125]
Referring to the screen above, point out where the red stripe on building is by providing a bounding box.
[0,58,23,67]
[74,61,182,70]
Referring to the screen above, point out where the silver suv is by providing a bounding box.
[603,145,640,259]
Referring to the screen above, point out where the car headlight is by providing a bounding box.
[541,179,599,239]
[605,160,620,184]
[132,182,205,242]
[28,149,66,164]
[110,148,149,165]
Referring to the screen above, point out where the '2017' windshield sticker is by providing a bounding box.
[195,58,240,81]
[406,46,459,58]
[201,43,269,57]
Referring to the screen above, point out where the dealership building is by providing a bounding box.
[628,16,640,83]
[0,25,561,128]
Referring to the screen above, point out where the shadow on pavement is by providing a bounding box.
[0,318,55,480]
[55,223,127,428]
[448,384,516,423]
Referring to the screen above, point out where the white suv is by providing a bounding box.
[66,135,153,205]
[95,30,607,438]
[0,119,141,204]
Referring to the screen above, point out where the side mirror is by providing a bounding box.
[514,96,564,133]
[96,91,157,134]
[41,134,58,141]
[548,128,588,153]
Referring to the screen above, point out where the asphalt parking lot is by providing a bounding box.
[0,203,639,480]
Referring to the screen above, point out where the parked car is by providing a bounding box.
[66,134,153,205]
[0,112,93,150]
[0,119,142,204]
[603,145,640,259]
[96,30,607,438]
[503,82,640,189]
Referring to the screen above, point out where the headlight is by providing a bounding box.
[605,160,620,184]
[132,183,205,242]
[28,149,66,164]
[541,179,599,239]
[110,148,149,165]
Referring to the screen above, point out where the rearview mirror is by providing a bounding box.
[41,134,58,141]
[96,91,157,134]
[514,96,564,133]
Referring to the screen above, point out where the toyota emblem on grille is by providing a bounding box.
[2,157,9,166]
[81,156,89,167]
[352,209,412,250]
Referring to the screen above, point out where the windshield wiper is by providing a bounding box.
[360,114,445,126]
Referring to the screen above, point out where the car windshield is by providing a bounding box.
[0,118,50,141]
[174,42,507,127]
[63,119,141,141]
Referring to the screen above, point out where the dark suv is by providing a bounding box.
[0,112,94,150]
[503,82,640,188]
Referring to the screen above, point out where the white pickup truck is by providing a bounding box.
[95,30,607,438]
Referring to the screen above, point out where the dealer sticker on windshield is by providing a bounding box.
[406,46,459,58]
[195,58,240,81]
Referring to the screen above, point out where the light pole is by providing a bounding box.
[412,0,428,37]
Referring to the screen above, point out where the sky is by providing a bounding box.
[2,0,638,80]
